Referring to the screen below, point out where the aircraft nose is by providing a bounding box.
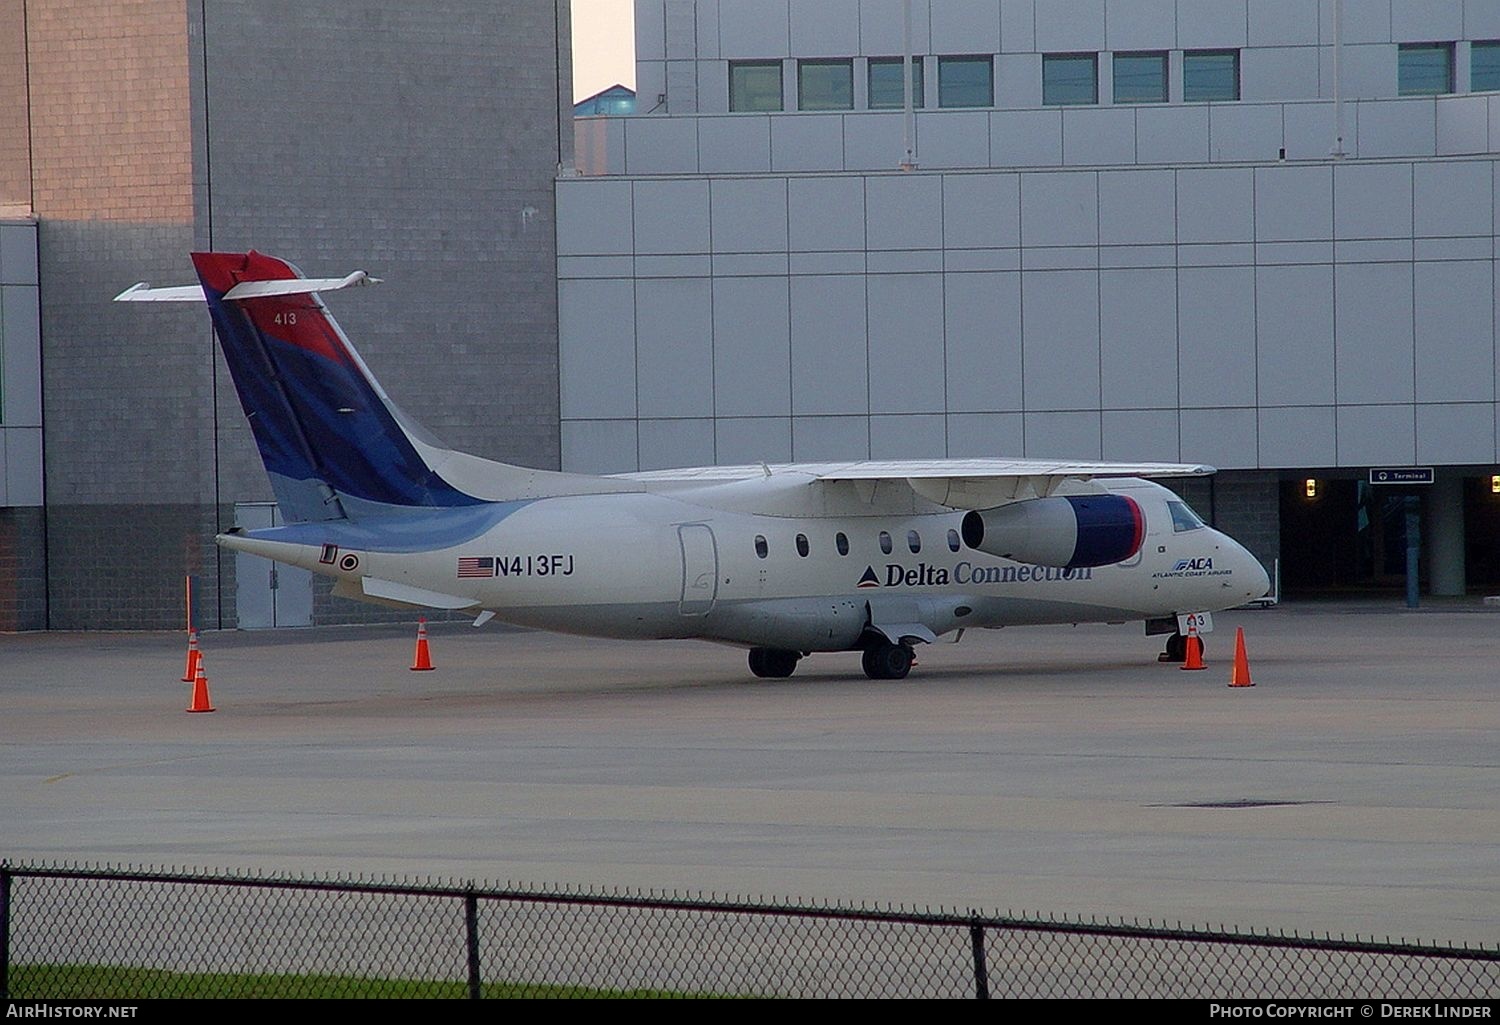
[1236,540,1271,599]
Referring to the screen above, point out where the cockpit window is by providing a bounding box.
[1167,500,1206,533]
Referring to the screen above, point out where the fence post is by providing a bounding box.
[1,867,10,999]
[969,919,989,999]
[464,888,481,1000]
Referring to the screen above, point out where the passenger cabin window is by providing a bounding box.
[796,533,810,557]
[947,528,961,553]
[1167,501,1206,533]
[907,530,921,554]
[879,531,893,555]
[754,535,769,558]
[835,532,850,556]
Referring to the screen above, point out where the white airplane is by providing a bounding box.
[118,251,1270,679]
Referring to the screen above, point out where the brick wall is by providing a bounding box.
[0,507,46,630]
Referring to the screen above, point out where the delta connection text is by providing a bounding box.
[1209,1005,1492,1019]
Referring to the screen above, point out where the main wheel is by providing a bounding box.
[861,642,913,680]
[748,647,799,678]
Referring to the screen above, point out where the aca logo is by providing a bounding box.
[1172,557,1214,572]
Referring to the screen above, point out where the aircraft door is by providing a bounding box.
[677,523,719,616]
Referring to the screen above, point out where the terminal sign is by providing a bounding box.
[1369,467,1435,485]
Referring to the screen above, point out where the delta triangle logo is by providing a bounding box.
[857,565,880,588]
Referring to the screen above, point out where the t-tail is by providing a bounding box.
[116,250,633,523]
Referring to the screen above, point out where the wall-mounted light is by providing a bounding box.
[1304,478,1318,499]
[1491,474,1500,495]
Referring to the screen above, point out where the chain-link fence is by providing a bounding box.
[2,863,1496,999]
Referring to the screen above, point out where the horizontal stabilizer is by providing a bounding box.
[114,272,380,304]
[360,576,479,610]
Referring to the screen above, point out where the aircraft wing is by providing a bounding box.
[617,458,1214,509]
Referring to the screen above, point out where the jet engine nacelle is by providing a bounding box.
[960,494,1145,569]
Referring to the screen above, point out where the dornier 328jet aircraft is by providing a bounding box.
[118,252,1270,680]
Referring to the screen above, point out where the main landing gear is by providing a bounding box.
[748,647,801,678]
[861,641,914,680]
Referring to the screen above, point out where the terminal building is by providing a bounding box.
[561,0,1500,598]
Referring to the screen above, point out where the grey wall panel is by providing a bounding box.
[1283,102,1341,159]
[1391,0,1463,41]
[636,277,715,417]
[947,412,1025,456]
[1331,0,1393,44]
[1326,45,1398,101]
[1436,97,1490,156]
[0,225,38,284]
[559,279,637,420]
[557,180,634,256]
[771,115,846,172]
[1179,267,1258,407]
[1357,99,1437,158]
[1249,0,1321,46]
[917,112,991,169]
[1335,263,1416,405]
[1063,108,1135,166]
[1177,168,1254,243]
[1258,406,1336,466]
[1020,171,1098,247]
[637,61,668,114]
[1209,104,1284,163]
[788,177,865,251]
[625,117,700,174]
[990,108,1061,167]
[790,0,859,56]
[1000,0,1036,52]
[1255,165,1333,241]
[715,416,793,464]
[711,178,789,253]
[1,284,42,426]
[1100,268,1178,409]
[695,0,720,59]
[1243,47,1322,103]
[713,276,791,417]
[945,270,1024,413]
[930,1,1000,53]
[719,0,790,57]
[843,113,909,172]
[1468,0,1500,38]
[699,116,772,172]
[1099,170,1176,245]
[1414,261,1494,403]
[1022,269,1100,410]
[790,275,868,414]
[859,0,930,54]
[868,273,945,413]
[1257,265,1336,406]
[639,417,716,470]
[561,419,639,474]
[1180,407,1258,468]
[866,175,943,250]
[1025,410,1102,458]
[1414,161,1492,238]
[4,429,41,505]
[1137,106,1211,163]
[1335,163,1412,239]
[792,415,869,459]
[1105,0,1176,51]
[1177,0,1249,48]
[1336,405,1416,467]
[869,250,943,272]
[1415,403,1496,464]
[1034,0,1105,52]
[996,54,1043,109]
[0,431,9,505]
[791,251,865,274]
[667,59,700,113]
[1102,409,1179,461]
[636,0,666,61]
[870,413,947,458]
[633,180,710,254]
[697,59,730,114]
[943,173,1021,248]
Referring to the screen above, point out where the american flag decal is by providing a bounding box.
[457,557,494,579]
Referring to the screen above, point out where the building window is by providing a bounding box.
[798,59,854,110]
[1398,42,1455,96]
[868,56,924,109]
[754,535,769,558]
[1474,41,1500,92]
[835,532,850,556]
[1042,53,1098,105]
[1183,49,1240,101]
[938,55,993,108]
[730,60,783,112]
[1113,51,1168,103]
[879,531,893,555]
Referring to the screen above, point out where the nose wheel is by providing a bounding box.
[862,641,914,680]
[1159,632,1204,663]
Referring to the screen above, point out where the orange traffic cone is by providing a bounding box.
[410,618,435,672]
[1228,627,1254,688]
[1180,628,1206,671]
[187,658,216,713]
[181,629,201,682]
